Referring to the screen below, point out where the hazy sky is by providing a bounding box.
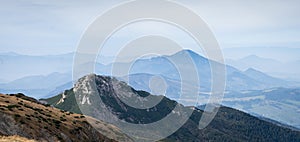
[0,0,300,57]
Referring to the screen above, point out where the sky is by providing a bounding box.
[0,0,300,59]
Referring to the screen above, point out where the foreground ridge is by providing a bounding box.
[0,93,132,142]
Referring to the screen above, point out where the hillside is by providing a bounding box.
[0,93,132,142]
[43,74,300,141]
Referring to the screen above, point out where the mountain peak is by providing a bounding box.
[183,49,198,54]
[245,68,262,73]
[244,68,271,78]
[171,49,207,61]
[243,68,286,86]
[241,54,279,63]
[176,49,199,56]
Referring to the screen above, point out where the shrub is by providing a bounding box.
[33,108,42,112]
[53,119,62,125]
[15,93,25,98]
[75,127,83,131]
[39,111,46,116]
[45,114,51,117]
[60,117,67,122]
[24,104,33,109]
[57,135,63,140]
[41,117,48,123]
[7,105,20,109]
[43,104,51,107]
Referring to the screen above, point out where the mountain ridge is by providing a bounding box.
[43,74,300,141]
[0,93,132,142]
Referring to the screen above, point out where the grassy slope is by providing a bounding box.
[40,89,82,113]
[0,93,132,142]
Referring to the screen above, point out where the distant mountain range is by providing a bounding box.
[0,72,72,98]
[223,47,300,62]
[112,50,296,93]
[226,54,300,81]
[0,52,73,81]
[1,50,297,100]
[42,74,300,141]
[227,55,281,69]
[2,48,299,83]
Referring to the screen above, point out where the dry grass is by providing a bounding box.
[0,135,36,142]
[0,93,87,135]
